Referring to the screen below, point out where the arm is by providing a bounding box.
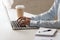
[17,17,57,28]
[29,0,59,26]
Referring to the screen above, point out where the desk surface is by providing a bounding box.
[0,8,60,40]
[7,10,60,40]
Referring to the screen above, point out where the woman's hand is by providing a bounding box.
[17,17,31,27]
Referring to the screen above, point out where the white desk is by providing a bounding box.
[8,9,60,40]
[0,8,59,40]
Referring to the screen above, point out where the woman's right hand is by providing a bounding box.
[17,17,31,27]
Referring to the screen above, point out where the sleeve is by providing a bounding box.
[29,20,40,27]
[39,20,57,28]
